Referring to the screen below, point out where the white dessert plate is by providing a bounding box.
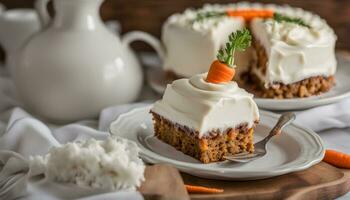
[109,105,325,180]
[146,52,350,111]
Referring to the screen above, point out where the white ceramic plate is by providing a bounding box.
[146,52,350,111]
[109,105,325,180]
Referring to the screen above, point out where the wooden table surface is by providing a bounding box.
[182,162,350,200]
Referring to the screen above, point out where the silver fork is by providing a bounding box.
[223,112,296,163]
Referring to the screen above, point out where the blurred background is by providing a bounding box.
[0,0,349,58]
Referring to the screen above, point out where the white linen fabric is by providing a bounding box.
[0,66,145,199]
[0,60,350,200]
[0,108,145,200]
[294,98,350,132]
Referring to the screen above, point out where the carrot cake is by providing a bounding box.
[247,12,336,98]
[151,29,259,163]
[162,2,337,98]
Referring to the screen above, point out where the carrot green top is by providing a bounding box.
[216,28,252,67]
[273,13,310,28]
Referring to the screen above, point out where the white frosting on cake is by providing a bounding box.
[251,11,337,86]
[162,9,246,77]
[162,2,337,85]
[151,73,259,137]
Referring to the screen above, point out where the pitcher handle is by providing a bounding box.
[121,31,165,63]
[35,0,51,27]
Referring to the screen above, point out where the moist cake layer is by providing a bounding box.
[152,112,255,163]
[242,72,335,98]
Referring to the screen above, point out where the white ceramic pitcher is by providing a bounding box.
[15,0,144,122]
[0,9,41,76]
[0,3,4,13]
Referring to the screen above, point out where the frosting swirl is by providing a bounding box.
[172,73,253,100]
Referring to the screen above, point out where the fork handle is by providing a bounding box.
[264,112,296,142]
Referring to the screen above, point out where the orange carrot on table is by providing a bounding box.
[185,184,224,194]
[323,149,350,169]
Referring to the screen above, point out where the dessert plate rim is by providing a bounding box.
[146,52,350,111]
[109,105,325,180]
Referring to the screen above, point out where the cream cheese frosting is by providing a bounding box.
[162,9,246,77]
[161,2,337,84]
[151,73,259,138]
[251,14,337,86]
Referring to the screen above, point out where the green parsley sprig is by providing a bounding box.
[194,11,225,22]
[217,28,252,67]
[273,13,311,28]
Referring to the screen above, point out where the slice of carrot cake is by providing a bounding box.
[247,12,336,98]
[151,29,259,163]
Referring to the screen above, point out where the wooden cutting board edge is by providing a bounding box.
[139,164,190,200]
[284,166,350,200]
[184,162,350,200]
[138,163,350,200]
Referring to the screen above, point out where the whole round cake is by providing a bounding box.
[161,2,337,98]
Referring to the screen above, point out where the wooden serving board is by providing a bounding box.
[139,164,190,200]
[182,162,350,200]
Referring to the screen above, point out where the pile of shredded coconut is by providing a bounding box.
[33,136,145,191]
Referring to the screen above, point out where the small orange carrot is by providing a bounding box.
[323,149,350,169]
[226,9,274,21]
[206,60,235,84]
[185,184,224,194]
[206,28,251,84]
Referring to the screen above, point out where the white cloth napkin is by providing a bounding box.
[1,62,350,199]
[0,67,147,199]
[0,105,146,200]
[294,98,350,132]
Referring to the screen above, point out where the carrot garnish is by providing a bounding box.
[206,28,252,84]
[195,9,274,22]
[185,184,224,194]
[194,9,310,28]
[323,149,350,169]
[226,9,274,21]
[206,60,235,84]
